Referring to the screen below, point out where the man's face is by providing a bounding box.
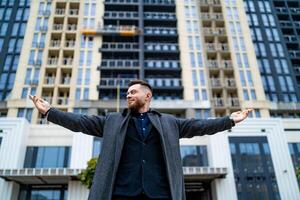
[126,84,150,112]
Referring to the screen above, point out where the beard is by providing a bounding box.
[128,98,145,113]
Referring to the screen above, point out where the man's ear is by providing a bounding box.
[146,92,152,100]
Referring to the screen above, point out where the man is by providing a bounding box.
[30,80,252,200]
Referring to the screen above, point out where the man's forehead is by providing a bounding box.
[127,84,142,92]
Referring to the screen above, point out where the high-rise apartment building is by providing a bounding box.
[243,0,300,118]
[0,0,299,200]
[0,0,31,117]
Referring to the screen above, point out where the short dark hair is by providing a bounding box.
[128,80,153,93]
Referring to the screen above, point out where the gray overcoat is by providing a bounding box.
[47,108,233,200]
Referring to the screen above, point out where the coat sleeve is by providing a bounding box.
[47,108,105,137]
[176,116,234,138]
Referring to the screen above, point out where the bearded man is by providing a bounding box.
[30,80,252,200]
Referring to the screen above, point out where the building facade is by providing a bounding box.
[0,0,299,199]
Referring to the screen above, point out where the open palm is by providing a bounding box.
[230,109,253,124]
[29,95,51,114]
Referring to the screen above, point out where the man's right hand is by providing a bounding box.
[29,95,51,115]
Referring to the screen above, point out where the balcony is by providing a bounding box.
[284,35,298,43]
[144,60,180,69]
[145,43,179,52]
[210,78,222,87]
[295,66,300,74]
[47,58,59,65]
[201,13,223,21]
[44,77,55,85]
[104,0,139,4]
[144,12,176,20]
[50,40,61,48]
[65,40,75,48]
[275,7,288,13]
[228,98,239,107]
[42,96,53,104]
[205,43,216,51]
[144,27,177,35]
[279,21,292,27]
[60,77,71,85]
[101,59,139,68]
[221,60,233,69]
[147,78,182,88]
[100,78,133,87]
[212,98,224,107]
[203,28,226,35]
[224,78,236,87]
[100,42,139,51]
[104,11,139,19]
[69,9,79,15]
[289,51,300,58]
[199,0,221,5]
[144,0,175,5]
[207,60,219,69]
[67,24,77,31]
[57,97,69,105]
[55,9,65,15]
[217,43,229,51]
[53,24,64,31]
[62,58,73,65]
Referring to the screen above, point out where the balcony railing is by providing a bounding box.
[61,77,71,84]
[217,43,229,51]
[62,58,73,65]
[104,11,139,18]
[53,24,64,30]
[146,78,181,87]
[144,27,177,35]
[97,25,140,35]
[104,0,139,4]
[145,43,179,51]
[42,96,53,104]
[144,60,180,69]
[144,0,175,5]
[205,43,216,51]
[67,24,77,31]
[101,59,139,68]
[207,60,219,69]
[65,40,75,47]
[203,28,226,35]
[222,60,233,69]
[201,13,223,20]
[100,78,134,87]
[47,58,59,65]
[212,98,224,107]
[44,77,55,84]
[50,40,61,47]
[228,98,239,107]
[225,78,236,87]
[144,12,176,20]
[55,9,65,15]
[101,42,139,50]
[57,97,69,105]
[69,9,79,15]
[199,0,221,5]
[290,51,300,58]
[210,78,222,87]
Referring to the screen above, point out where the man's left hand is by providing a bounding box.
[230,109,253,124]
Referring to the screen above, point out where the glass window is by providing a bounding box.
[86,51,92,66]
[197,53,203,67]
[79,51,84,66]
[0,73,7,89]
[25,68,32,84]
[246,71,254,86]
[267,76,275,91]
[180,145,208,167]
[262,14,269,27]
[4,55,12,71]
[194,89,199,101]
[239,70,246,87]
[268,14,275,26]
[19,23,26,35]
[21,88,28,99]
[23,8,29,20]
[4,8,12,20]
[251,89,256,100]
[274,59,282,74]
[202,89,207,100]
[190,52,196,68]
[24,146,70,168]
[77,69,82,85]
[84,3,89,16]
[243,54,249,68]
[286,76,294,92]
[0,23,8,36]
[83,88,89,99]
[199,70,205,85]
[243,89,249,100]
[12,56,19,71]
[192,70,197,86]
[75,88,80,100]
[91,3,96,16]
[85,69,90,85]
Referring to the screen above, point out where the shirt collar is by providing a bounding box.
[122,108,161,117]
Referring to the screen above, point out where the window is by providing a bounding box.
[288,143,300,188]
[83,88,89,99]
[17,108,33,122]
[180,145,208,166]
[243,89,249,100]
[24,146,71,168]
[19,186,68,200]
[0,137,2,149]
[0,73,8,89]
[239,70,246,86]
[21,88,28,99]
[190,52,196,68]
[93,137,102,157]
[246,71,253,86]
[202,89,207,100]
[192,70,197,86]
[194,89,199,101]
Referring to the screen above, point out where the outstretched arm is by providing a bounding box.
[29,95,105,137]
[178,109,252,138]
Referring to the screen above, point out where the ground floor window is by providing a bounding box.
[18,185,67,200]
